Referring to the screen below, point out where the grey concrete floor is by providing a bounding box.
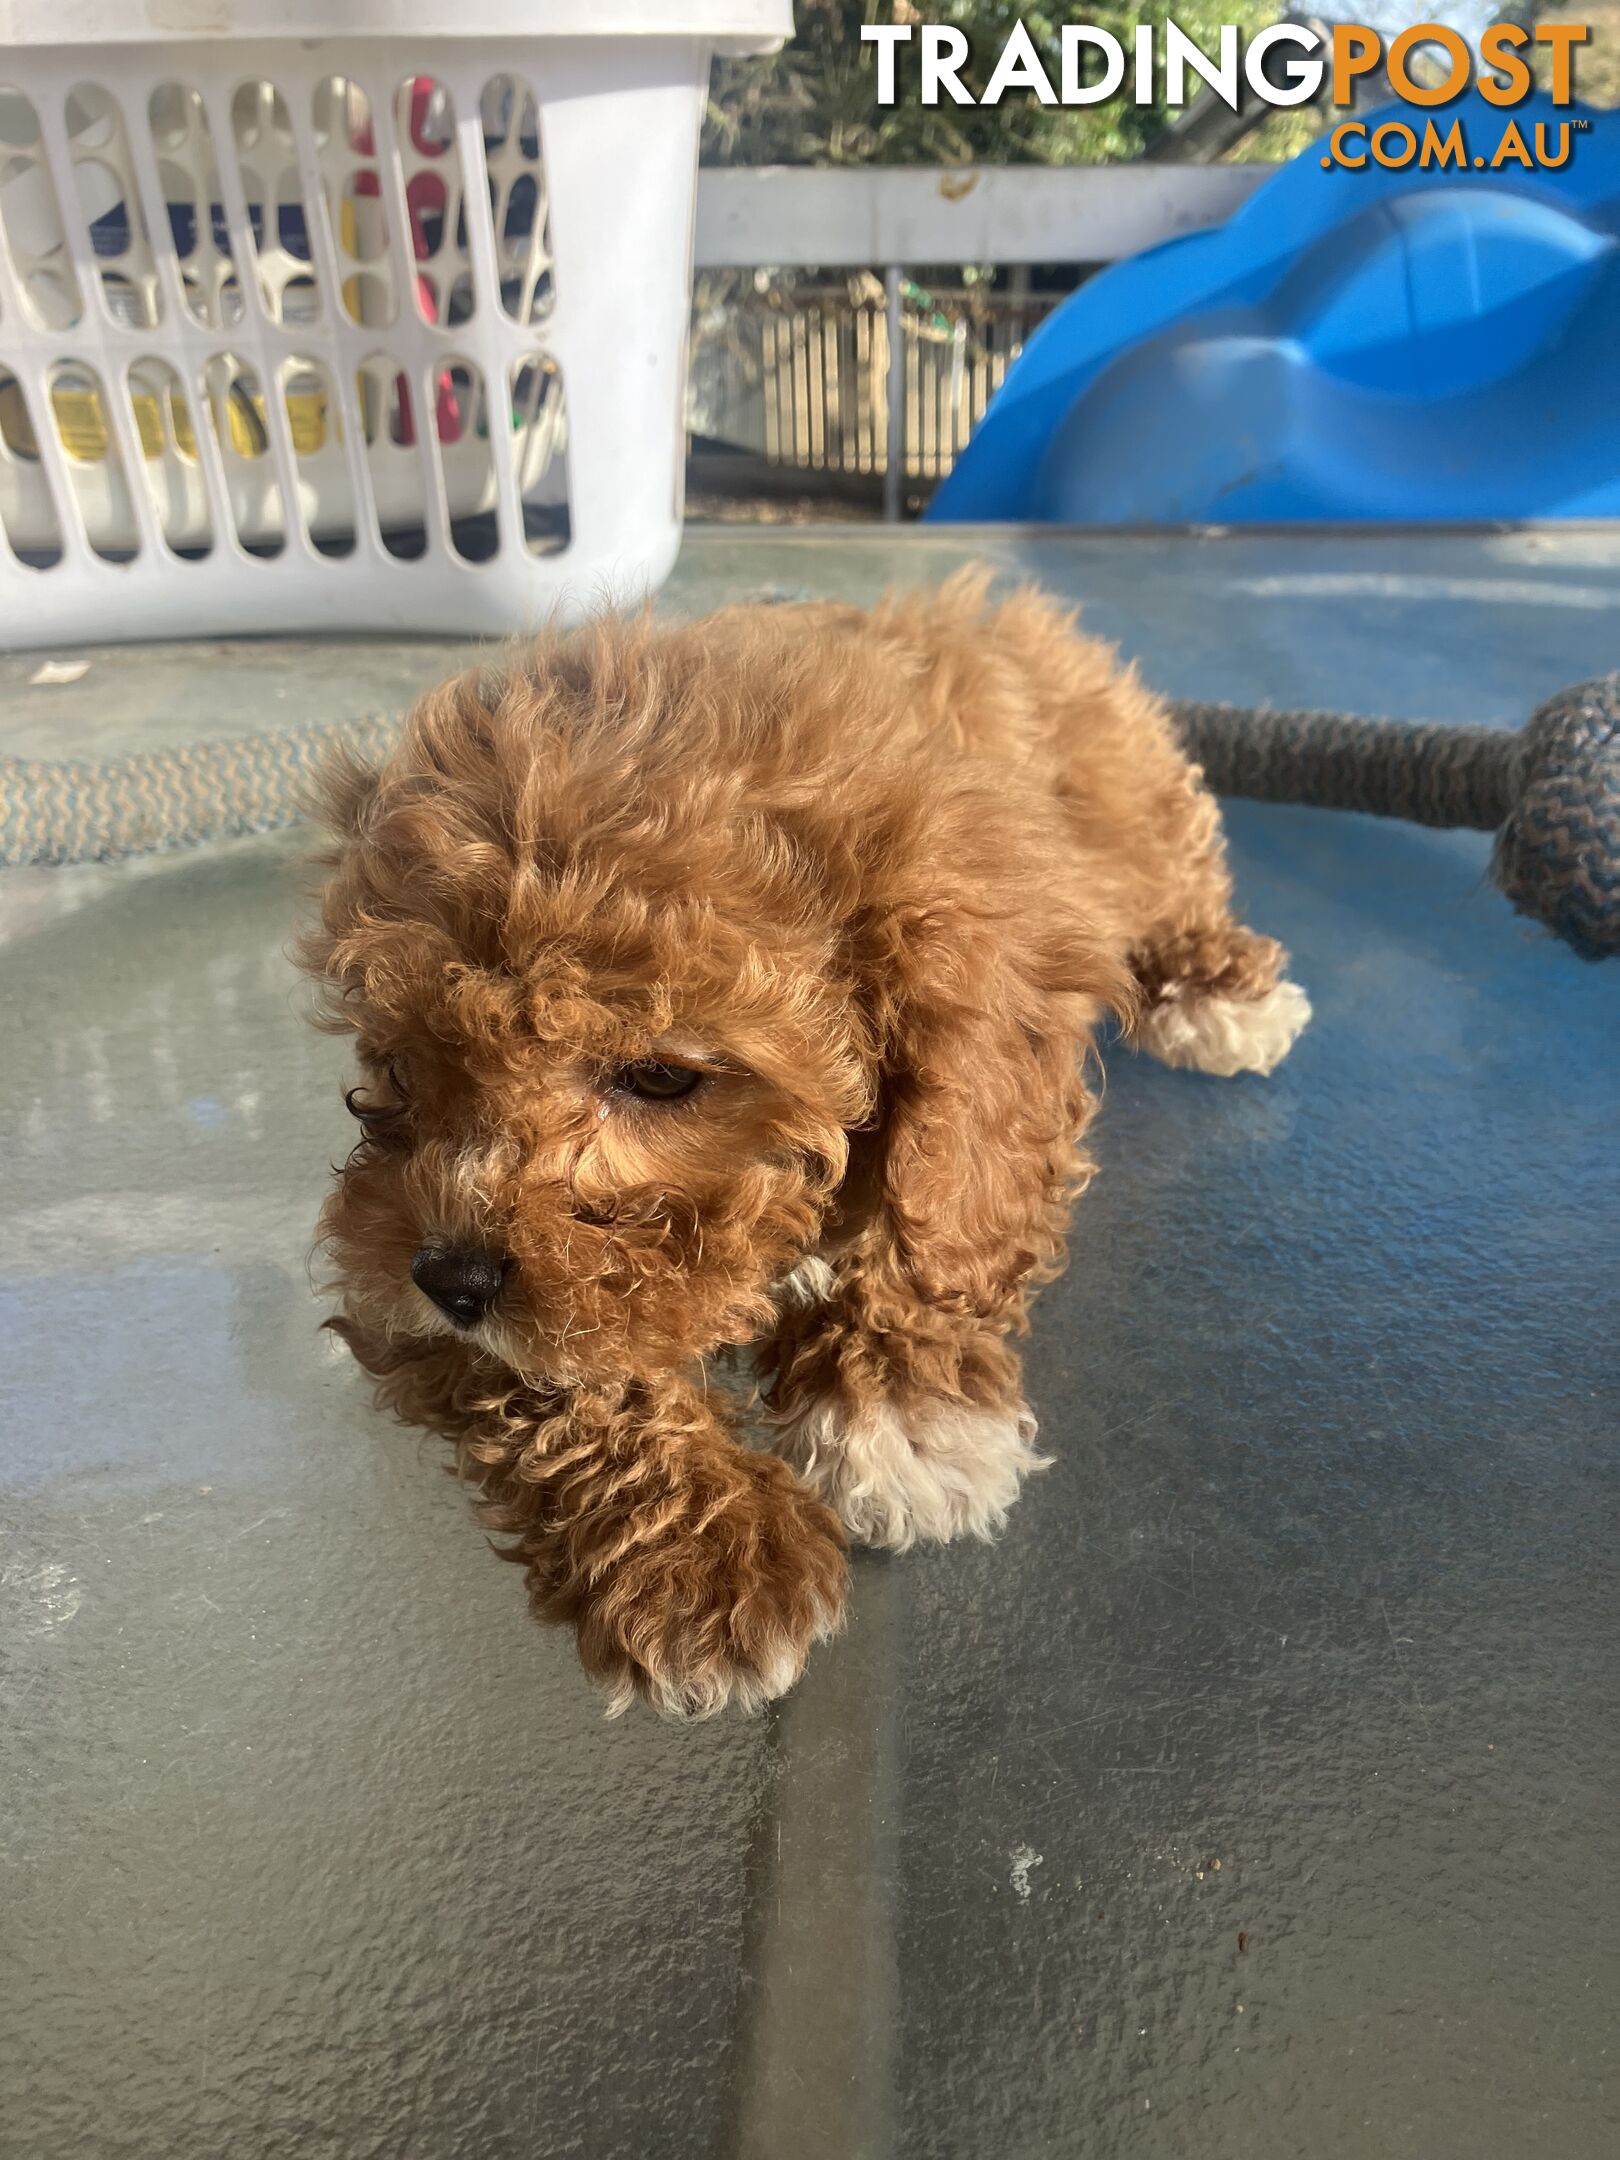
[2,529,1617,2160]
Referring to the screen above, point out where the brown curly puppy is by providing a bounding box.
[302,571,1308,1716]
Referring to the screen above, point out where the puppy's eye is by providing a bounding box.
[344,1061,410,1145]
[344,1091,403,1143]
[611,1059,706,1104]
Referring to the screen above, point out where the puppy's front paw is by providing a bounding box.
[568,1451,848,1719]
[771,1393,1050,1552]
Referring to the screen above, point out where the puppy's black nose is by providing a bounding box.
[410,1245,505,1329]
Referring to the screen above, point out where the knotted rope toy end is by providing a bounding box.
[1491,677,1620,962]
[1173,677,1620,961]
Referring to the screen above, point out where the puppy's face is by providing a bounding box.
[305,706,872,1384]
[322,1007,848,1384]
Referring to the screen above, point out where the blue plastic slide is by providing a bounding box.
[928,95,1620,525]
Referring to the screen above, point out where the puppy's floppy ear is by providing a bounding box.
[865,858,1135,1320]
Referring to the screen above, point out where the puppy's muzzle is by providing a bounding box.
[411,1245,506,1329]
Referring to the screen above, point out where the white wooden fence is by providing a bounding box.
[689,164,1271,514]
[687,281,1054,487]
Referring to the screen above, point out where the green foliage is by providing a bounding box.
[703,0,1290,167]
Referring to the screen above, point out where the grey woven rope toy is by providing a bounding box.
[2,673,1617,960]
[1174,677,1620,962]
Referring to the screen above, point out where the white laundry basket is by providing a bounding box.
[0,1,788,651]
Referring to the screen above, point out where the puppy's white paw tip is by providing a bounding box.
[773,1395,1047,1551]
[1136,978,1310,1078]
[619,1622,828,1723]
